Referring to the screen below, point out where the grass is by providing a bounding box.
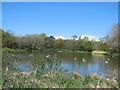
[2,47,15,53]
[2,67,119,88]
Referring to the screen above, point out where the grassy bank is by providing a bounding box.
[92,51,120,57]
[92,51,107,54]
[1,47,113,55]
[2,68,119,88]
[2,47,15,53]
[3,48,119,57]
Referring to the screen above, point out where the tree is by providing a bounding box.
[83,36,89,41]
[72,35,77,40]
[45,36,55,51]
[54,39,64,49]
[105,24,119,53]
[63,40,74,51]
[2,30,17,48]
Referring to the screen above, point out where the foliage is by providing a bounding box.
[2,66,119,88]
[1,29,110,52]
[105,24,120,53]
[2,47,15,53]
[1,29,17,49]
[54,39,64,49]
[93,42,109,51]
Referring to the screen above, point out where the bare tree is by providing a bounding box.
[72,35,77,40]
[106,24,119,53]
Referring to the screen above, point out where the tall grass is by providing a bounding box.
[2,68,119,88]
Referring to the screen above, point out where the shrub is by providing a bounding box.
[2,47,15,53]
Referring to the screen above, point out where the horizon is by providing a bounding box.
[2,2,118,38]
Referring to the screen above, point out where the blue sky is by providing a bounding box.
[2,2,118,38]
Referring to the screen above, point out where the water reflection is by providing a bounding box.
[7,51,118,78]
[13,61,33,72]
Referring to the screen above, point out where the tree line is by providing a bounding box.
[1,24,119,53]
[104,24,120,53]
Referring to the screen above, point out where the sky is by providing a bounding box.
[2,2,118,38]
[2,0,120,2]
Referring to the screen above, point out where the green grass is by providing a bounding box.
[2,47,15,53]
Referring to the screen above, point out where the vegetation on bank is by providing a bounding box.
[1,29,109,53]
[2,67,119,88]
[2,47,15,53]
[1,24,119,54]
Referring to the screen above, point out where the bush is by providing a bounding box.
[2,47,15,53]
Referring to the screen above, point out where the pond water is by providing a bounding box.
[3,51,119,78]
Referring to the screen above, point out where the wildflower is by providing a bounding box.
[72,72,83,80]
[110,78,118,87]
[73,72,80,76]
[20,72,32,76]
[87,83,95,88]
[43,74,53,80]
[87,73,97,79]
[96,85,100,88]
[106,78,110,81]
[10,85,13,88]
[100,83,108,88]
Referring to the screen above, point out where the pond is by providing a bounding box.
[3,51,119,78]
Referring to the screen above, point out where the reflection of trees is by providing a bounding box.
[12,52,62,73]
[3,52,119,79]
[57,52,118,77]
[105,57,118,78]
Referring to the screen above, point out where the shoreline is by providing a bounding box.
[2,47,119,57]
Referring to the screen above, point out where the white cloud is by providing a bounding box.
[55,35,100,42]
[55,36,65,40]
[81,35,100,41]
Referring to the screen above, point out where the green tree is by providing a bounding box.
[2,30,17,48]
[54,39,64,49]
[45,36,55,51]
